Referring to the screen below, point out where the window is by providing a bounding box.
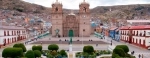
[94,29,96,31]
[83,7,87,12]
[83,29,85,31]
[84,22,85,24]
[55,7,58,12]
[7,31,9,36]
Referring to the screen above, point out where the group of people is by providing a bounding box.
[131,51,143,58]
[138,54,143,58]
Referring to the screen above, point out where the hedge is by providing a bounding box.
[113,47,126,57]
[83,45,94,54]
[115,45,129,53]
[2,47,23,58]
[34,50,41,57]
[48,44,59,51]
[60,49,67,57]
[32,45,42,51]
[25,50,35,58]
[13,43,27,52]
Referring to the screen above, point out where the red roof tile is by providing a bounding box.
[0,26,25,30]
[129,25,145,29]
[120,26,130,30]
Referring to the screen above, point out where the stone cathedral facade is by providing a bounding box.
[51,0,91,37]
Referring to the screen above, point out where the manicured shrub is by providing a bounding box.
[60,49,67,57]
[34,50,41,57]
[13,43,27,52]
[112,53,119,58]
[25,50,35,58]
[83,45,94,54]
[115,45,129,53]
[113,47,126,57]
[48,44,59,51]
[2,47,23,58]
[32,45,42,51]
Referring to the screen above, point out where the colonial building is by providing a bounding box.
[0,26,27,47]
[51,0,91,37]
[120,25,150,49]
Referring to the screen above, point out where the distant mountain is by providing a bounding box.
[91,4,150,24]
[0,0,50,14]
[1,0,150,24]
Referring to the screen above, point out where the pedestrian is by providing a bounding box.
[142,54,143,58]
[132,51,134,55]
[96,44,98,46]
[139,54,141,58]
[41,42,42,45]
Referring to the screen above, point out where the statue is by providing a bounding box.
[55,29,59,37]
[69,37,72,44]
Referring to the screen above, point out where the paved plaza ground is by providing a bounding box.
[1,35,150,58]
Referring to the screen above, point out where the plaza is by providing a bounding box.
[1,34,150,58]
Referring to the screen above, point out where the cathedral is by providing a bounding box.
[51,0,91,37]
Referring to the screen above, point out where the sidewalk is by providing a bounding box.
[105,36,150,58]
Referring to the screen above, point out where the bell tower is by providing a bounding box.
[51,0,63,37]
[79,0,91,37]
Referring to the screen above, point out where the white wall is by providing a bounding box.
[145,37,150,46]
[0,30,4,36]
[145,30,150,36]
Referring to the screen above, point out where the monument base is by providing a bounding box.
[69,44,72,52]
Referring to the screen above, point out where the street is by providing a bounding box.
[0,35,150,58]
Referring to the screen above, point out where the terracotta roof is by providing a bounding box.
[120,26,130,30]
[144,25,150,29]
[129,25,145,29]
[0,26,25,30]
[120,25,150,30]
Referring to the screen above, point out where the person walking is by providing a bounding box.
[138,54,141,58]
[41,42,42,45]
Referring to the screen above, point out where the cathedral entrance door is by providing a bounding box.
[68,30,74,37]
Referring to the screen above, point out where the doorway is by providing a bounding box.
[68,30,74,37]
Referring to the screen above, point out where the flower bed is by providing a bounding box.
[42,50,68,58]
[75,50,112,58]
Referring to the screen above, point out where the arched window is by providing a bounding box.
[55,7,58,12]
[7,31,9,36]
[136,31,138,36]
[4,31,6,36]
[83,7,87,12]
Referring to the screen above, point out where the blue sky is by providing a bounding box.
[22,0,150,9]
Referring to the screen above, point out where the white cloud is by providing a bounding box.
[22,0,150,9]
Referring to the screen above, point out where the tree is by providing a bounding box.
[25,50,35,58]
[34,50,41,58]
[13,43,27,52]
[32,45,42,51]
[115,45,129,53]
[48,44,59,51]
[113,47,126,57]
[60,49,67,57]
[83,45,94,54]
[2,48,23,58]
